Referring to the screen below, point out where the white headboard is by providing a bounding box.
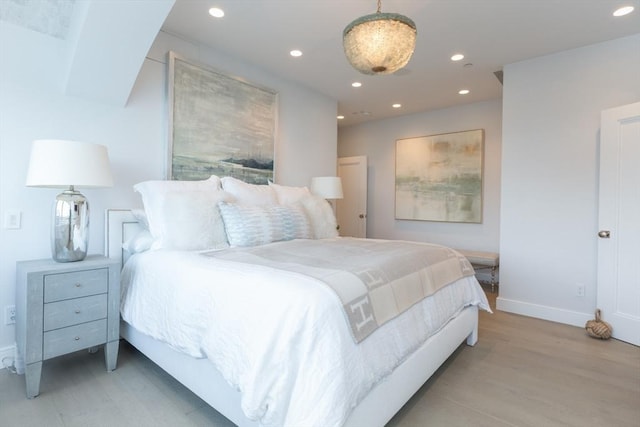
[104,209,144,269]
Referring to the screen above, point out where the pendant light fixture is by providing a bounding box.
[343,0,417,75]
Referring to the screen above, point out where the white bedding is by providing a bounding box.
[120,239,490,427]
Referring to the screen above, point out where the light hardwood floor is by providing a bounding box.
[1,290,638,427]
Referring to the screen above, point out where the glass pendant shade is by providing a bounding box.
[26,139,113,262]
[343,7,417,75]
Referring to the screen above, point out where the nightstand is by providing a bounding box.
[15,255,120,398]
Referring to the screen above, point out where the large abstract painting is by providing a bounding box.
[395,129,484,223]
[168,52,277,184]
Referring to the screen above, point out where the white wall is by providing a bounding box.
[498,34,640,326]
[0,25,337,355]
[338,99,502,253]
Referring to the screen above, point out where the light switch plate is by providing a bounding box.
[4,210,21,229]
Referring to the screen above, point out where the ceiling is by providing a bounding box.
[161,0,640,127]
[3,0,638,127]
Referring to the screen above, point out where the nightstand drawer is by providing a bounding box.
[43,319,107,360]
[44,294,108,331]
[44,268,108,302]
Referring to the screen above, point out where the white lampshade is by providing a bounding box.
[310,176,344,199]
[25,139,113,262]
[26,139,113,188]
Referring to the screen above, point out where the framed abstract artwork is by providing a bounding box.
[167,51,278,184]
[395,129,484,223]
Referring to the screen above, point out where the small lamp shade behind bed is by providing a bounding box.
[310,176,344,200]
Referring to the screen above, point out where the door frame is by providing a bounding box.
[337,156,367,238]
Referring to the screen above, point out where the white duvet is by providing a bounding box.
[120,239,490,427]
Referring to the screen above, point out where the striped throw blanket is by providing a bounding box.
[205,238,475,342]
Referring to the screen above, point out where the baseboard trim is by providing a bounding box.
[496,297,592,328]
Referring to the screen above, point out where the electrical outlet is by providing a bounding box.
[576,285,586,297]
[4,305,16,325]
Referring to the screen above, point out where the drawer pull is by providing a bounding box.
[74,336,80,341]
[75,309,81,314]
[75,283,82,288]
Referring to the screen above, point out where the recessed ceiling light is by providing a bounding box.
[451,54,464,61]
[290,50,303,57]
[208,7,224,18]
[613,6,634,16]
[352,82,362,88]
[337,115,345,120]
[392,103,402,108]
[458,89,470,95]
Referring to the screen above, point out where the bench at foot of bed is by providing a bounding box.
[457,249,499,293]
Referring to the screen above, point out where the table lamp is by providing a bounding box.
[26,139,113,262]
[310,176,344,200]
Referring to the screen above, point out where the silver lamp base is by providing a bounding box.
[52,187,89,262]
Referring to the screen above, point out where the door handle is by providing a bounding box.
[359,214,366,219]
[598,230,611,238]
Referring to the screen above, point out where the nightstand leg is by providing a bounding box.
[104,340,119,371]
[25,361,42,398]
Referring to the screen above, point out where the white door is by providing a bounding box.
[597,101,640,346]
[336,156,367,237]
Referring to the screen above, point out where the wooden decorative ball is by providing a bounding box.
[585,309,612,340]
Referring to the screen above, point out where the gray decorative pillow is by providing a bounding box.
[218,201,312,247]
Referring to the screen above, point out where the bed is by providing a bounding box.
[104,176,490,427]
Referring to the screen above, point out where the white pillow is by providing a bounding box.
[134,176,221,233]
[218,201,312,247]
[151,189,232,251]
[131,209,149,230]
[221,176,277,205]
[122,229,154,254]
[268,182,311,204]
[133,176,225,250]
[298,194,339,239]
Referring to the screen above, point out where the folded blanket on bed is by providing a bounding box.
[205,237,475,342]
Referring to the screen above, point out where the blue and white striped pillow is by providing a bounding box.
[218,201,312,247]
